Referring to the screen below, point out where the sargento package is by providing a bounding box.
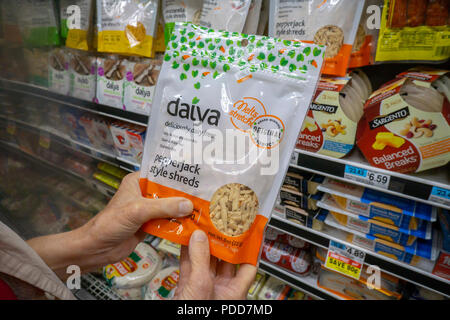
[97,0,159,57]
[297,70,372,158]
[269,0,365,76]
[199,0,252,33]
[356,68,450,173]
[139,23,324,265]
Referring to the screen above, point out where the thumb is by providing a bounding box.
[123,197,193,227]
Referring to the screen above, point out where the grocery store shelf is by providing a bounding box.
[0,78,148,127]
[76,274,123,300]
[0,114,140,172]
[0,141,117,198]
[291,149,450,210]
[268,214,450,298]
[259,260,342,300]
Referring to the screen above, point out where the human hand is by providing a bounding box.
[28,171,193,277]
[175,230,257,300]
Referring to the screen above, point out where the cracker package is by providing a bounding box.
[375,0,450,63]
[123,57,162,115]
[96,56,127,109]
[348,0,380,68]
[139,23,324,265]
[269,0,365,76]
[199,0,252,33]
[48,48,71,95]
[97,0,159,58]
[297,69,372,158]
[69,51,97,101]
[60,0,95,50]
[356,68,450,173]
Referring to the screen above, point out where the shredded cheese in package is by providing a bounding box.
[139,23,324,265]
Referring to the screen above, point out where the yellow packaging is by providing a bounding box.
[97,0,159,57]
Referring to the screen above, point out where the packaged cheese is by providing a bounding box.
[297,70,372,158]
[375,0,450,63]
[279,187,322,212]
[109,121,146,163]
[269,0,365,76]
[144,266,179,300]
[60,0,95,50]
[257,276,292,300]
[69,51,97,102]
[199,0,252,33]
[356,68,450,173]
[97,0,159,57]
[261,240,312,276]
[317,178,437,224]
[318,193,432,241]
[103,243,162,289]
[48,48,71,95]
[123,57,162,115]
[265,227,309,249]
[282,167,324,195]
[139,23,324,265]
[247,272,266,300]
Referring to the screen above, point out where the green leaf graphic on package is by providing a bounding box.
[163,23,324,89]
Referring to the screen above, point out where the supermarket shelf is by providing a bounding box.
[0,78,148,127]
[291,149,450,210]
[76,274,123,300]
[0,141,117,198]
[0,114,140,172]
[259,260,342,300]
[268,214,450,298]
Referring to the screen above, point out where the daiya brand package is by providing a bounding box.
[269,0,365,76]
[323,211,439,261]
[376,0,450,63]
[348,0,380,69]
[318,193,431,241]
[243,0,263,35]
[297,70,372,158]
[17,0,60,47]
[69,51,97,102]
[356,68,450,173]
[48,48,71,95]
[60,0,95,50]
[123,57,162,115]
[97,0,159,57]
[103,242,162,289]
[317,178,437,224]
[96,56,127,108]
[199,0,252,33]
[110,121,146,163]
[139,23,324,265]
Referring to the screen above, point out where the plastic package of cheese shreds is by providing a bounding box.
[97,0,159,57]
[60,0,95,51]
[139,22,324,265]
[199,0,252,33]
[375,0,450,63]
[269,0,365,76]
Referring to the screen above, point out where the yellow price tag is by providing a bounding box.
[324,240,365,280]
[39,132,51,149]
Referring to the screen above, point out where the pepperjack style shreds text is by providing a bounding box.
[139,23,324,265]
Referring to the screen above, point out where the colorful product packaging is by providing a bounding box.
[48,48,70,95]
[60,0,95,50]
[96,56,127,109]
[297,70,372,158]
[97,0,159,58]
[261,240,312,276]
[269,0,365,76]
[69,51,97,102]
[109,121,146,163]
[375,0,450,63]
[139,23,324,266]
[356,68,450,173]
[265,226,310,249]
[282,168,324,195]
[279,187,322,212]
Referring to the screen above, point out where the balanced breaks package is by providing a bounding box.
[139,23,324,265]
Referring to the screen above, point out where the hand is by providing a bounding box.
[175,230,257,300]
[28,171,193,278]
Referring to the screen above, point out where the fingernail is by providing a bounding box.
[192,230,207,242]
[178,200,193,215]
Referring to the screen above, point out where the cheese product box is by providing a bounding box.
[279,187,322,212]
[282,167,324,195]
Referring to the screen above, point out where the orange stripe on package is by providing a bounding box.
[356,68,450,174]
[139,23,324,265]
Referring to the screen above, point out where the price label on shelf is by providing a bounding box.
[344,165,390,189]
[290,152,298,165]
[325,240,365,280]
[7,122,16,135]
[428,186,450,207]
[39,132,51,149]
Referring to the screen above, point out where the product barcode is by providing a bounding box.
[435,46,450,57]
